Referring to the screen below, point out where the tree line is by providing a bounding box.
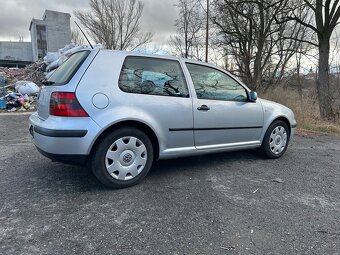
[74,0,340,120]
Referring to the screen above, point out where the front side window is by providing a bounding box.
[186,63,248,102]
[119,57,189,98]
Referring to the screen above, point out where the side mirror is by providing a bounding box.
[249,91,257,102]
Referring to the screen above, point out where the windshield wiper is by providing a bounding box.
[42,80,55,86]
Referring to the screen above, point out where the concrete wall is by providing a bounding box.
[30,24,37,61]
[44,10,71,52]
[0,42,33,62]
[29,10,71,61]
[30,19,46,61]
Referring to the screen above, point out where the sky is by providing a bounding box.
[0,0,178,46]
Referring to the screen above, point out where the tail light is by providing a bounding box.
[50,92,89,117]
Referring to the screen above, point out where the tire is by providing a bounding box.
[259,120,290,159]
[91,127,154,188]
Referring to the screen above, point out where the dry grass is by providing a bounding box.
[261,87,340,136]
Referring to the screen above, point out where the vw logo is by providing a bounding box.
[123,153,133,163]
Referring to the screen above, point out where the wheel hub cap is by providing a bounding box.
[105,136,147,181]
[269,126,287,155]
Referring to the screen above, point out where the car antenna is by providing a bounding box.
[74,21,94,49]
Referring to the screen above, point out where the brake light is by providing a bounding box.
[50,92,89,117]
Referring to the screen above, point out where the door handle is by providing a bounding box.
[197,105,210,111]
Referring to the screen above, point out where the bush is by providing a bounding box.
[261,86,340,135]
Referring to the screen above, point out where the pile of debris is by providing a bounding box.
[0,43,99,113]
[0,59,47,112]
[43,43,91,74]
[0,78,40,112]
[0,62,45,86]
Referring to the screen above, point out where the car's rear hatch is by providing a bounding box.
[37,49,99,120]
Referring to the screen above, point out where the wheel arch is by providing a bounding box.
[272,116,291,137]
[89,120,160,160]
[260,115,292,143]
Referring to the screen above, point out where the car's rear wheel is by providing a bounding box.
[259,120,289,159]
[91,127,153,188]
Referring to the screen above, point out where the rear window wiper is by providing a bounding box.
[42,80,55,86]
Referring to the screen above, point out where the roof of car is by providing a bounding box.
[97,49,215,66]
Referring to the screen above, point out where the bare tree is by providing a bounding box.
[211,0,308,92]
[276,0,340,119]
[169,0,205,60]
[74,0,153,50]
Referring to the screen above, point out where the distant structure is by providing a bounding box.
[0,41,33,67]
[0,10,71,67]
[30,10,71,61]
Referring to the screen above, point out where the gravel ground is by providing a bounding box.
[0,114,339,255]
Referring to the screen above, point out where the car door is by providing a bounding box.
[115,55,195,151]
[185,63,264,149]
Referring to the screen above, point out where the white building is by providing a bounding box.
[0,10,71,67]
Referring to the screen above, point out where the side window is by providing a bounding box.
[119,57,189,98]
[186,63,248,102]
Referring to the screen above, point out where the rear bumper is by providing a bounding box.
[33,126,88,137]
[36,147,89,165]
[29,112,102,157]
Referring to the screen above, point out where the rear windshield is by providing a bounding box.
[47,50,90,85]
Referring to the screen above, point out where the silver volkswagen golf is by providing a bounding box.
[29,49,296,188]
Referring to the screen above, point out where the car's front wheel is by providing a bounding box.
[259,120,290,159]
[91,127,153,188]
